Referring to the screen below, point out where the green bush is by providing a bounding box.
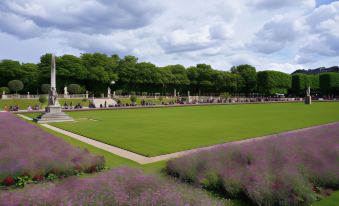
[115,90,123,95]
[39,95,47,104]
[68,84,81,94]
[130,95,137,103]
[130,91,136,96]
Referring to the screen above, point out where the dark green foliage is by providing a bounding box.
[257,71,291,95]
[41,84,50,94]
[231,64,257,93]
[8,80,24,93]
[67,84,81,94]
[130,95,137,103]
[2,52,332,97]
[0,87,10,94]
[319,73,339,95]
[292,74,319,96]
[39,95,47,104]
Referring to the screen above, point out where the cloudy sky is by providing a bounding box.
[0,0,338,73]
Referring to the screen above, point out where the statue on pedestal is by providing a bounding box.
[34,54,73,123]
[305,86,312,105]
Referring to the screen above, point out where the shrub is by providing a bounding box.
[115,89,123,95]
[39,95,47,104]
[0,112,105,186]
[166,123,339,206]
[130,91,136,96]
[68,84,81,94]
[8,80,24,94]
[0,168,227,206]
[130,95,137,103]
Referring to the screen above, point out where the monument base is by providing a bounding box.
[304,96,312,105]
[34,105,74,123]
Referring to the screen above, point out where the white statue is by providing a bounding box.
[64,86,68,95]
[306,86,311,96]
[2,91,5,95]
[107,87,111,98]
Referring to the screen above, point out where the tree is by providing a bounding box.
[8,80,24,94]
[257,71,291,96]
[41,84,51,94]
[292,74,319,96]
[0,60,22,87]
[0,87,10,94]
[319,73,339,96]
[231,64,257,94]
[68,84,81,94]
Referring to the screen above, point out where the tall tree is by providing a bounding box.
[231,64,257,94]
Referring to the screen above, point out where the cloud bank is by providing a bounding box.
[0,0,338,73]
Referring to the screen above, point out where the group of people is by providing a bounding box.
[63,102,83,109]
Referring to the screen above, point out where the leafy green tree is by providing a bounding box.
[231,64,257,94]
[257,71,291,96]
[68,84,81,94]
[8,80,24,94]
[0,87,10,94]
[319,73,339,96]
[21,63,39,93]
[0,60,22,87]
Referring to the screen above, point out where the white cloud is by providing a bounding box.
[0,0,337,73]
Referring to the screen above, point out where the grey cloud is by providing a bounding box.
[248,16,300,54]
[250,0,315,10]
[0,0,163,37]
[300,2,339,57]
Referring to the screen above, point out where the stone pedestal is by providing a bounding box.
[304,96,312,105]
[34,105,74,123]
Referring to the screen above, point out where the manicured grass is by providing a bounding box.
[0,98,89,110]
[18,116,164,172]
[48,102,339,157]
[116,97,177,105]
[314,191,339,206]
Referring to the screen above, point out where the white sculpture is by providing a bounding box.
[64,86,68,95]
[107,87,111,98]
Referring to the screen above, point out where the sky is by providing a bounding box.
[0,0,338,73]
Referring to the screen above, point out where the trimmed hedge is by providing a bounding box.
[257,71,291,95]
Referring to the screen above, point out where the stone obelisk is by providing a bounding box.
[34,54,74,123]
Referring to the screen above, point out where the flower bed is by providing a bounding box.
[0,167,226,206]
[166,123,339,206]
[0,112,104,187]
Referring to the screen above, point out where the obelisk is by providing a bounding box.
[34,54,74,123]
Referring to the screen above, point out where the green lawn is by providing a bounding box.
[116,97,177,105]
[313,191,339,206]
[47,102,339,157]
[0,98,89,110]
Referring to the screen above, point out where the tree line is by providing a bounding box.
[0,53,338,97]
